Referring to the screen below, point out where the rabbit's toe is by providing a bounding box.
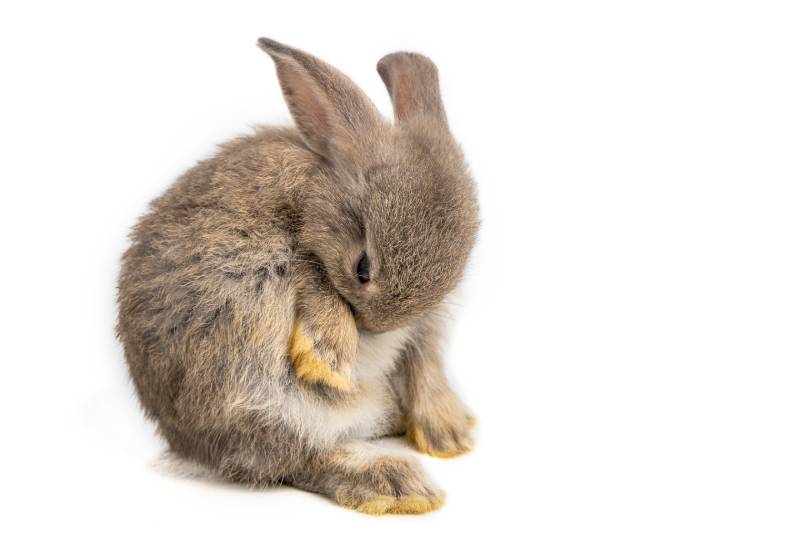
[287,322,352,391]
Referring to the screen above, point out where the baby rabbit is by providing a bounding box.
[117,38,479,514]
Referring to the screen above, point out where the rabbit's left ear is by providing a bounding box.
[258,38,384,163]
[377,52,448,128]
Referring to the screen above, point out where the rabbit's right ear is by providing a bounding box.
[376,52,448,129]
[257,38,384,163]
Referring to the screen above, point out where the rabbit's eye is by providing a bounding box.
[356,252,370,284]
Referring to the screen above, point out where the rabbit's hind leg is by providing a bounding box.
[289,440,445,515]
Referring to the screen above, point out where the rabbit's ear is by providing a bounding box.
[258,38,384,161]
[376,52,448,128]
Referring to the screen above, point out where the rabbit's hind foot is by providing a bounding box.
[304,441,445,515]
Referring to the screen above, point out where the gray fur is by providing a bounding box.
[117,38,478,514]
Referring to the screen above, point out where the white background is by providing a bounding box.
[1,1,798,531]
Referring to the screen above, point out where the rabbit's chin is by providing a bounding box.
[354,315,390,334]
[354,312,418,335]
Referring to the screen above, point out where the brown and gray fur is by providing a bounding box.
[116,38,479,515]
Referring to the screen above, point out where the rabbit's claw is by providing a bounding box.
[287,321,353,391]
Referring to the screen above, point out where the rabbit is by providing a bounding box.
[116,37,479,515]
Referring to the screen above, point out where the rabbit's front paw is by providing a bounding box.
[405,393,475,458]
[287,320,355,391]
[335,455,445,515]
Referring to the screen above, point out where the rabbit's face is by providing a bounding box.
[333,141,478,332]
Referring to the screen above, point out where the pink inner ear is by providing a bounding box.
[276,62,333,154]
[392,72,419,123]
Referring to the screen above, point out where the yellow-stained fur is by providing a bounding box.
[344,494,445,515]
[288,322,352,390]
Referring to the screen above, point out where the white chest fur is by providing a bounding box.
[352,326,412,384]
[281,326,412,449]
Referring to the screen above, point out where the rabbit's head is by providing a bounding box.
[259,39,479,332]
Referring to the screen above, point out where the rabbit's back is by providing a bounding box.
[117,125,418,477]
[117,128,318,451]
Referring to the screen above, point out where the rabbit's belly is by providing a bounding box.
[281,326,412,448]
